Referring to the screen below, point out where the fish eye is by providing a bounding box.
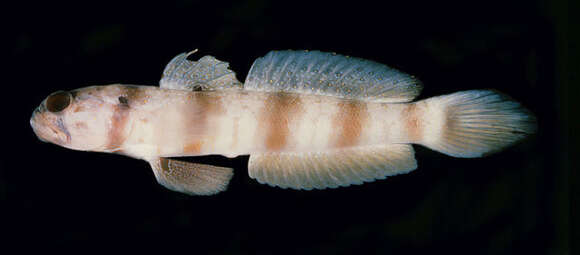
[46,91,72,113]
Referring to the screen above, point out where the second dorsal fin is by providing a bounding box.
[160,50,243,91]
[244,50,423,103]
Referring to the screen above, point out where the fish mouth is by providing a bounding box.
[30,108,47,142]
[30,124,47,143]
[30,109,71,144]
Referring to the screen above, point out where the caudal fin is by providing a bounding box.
[420,90,536,158]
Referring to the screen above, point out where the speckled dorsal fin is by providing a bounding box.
[244,50,423,103]
[160,50,243,91]
[149,157,234,196]
[248,144,417,190]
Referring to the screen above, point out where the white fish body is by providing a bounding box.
[30,50,536,195]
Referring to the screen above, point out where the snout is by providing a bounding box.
[30,108,48,143]
[30,107,70,144]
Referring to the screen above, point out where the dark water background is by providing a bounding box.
[3,0,575,253]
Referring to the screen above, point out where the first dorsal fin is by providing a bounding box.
[160,50,243,91]
[244,50,423,103]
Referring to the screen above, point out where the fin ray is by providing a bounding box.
[244,50,422,102]
[160,51,243,91]
[248,144,417,190]
[149,158,234,195]
[420,90,536,157]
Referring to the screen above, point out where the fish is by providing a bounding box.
[30,50,536,196]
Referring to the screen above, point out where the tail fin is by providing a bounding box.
[420,90,536,158]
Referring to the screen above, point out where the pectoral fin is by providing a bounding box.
[149,157,234,196]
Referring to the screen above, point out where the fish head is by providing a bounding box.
[31,85,123,151]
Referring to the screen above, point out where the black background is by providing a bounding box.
[3,0,574,254]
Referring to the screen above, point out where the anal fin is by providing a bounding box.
[149,158,234,196]
[248,144,417,190]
